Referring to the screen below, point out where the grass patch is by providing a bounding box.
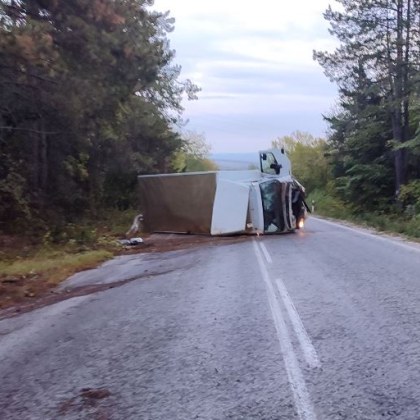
[0,209,139,309]
[309,189,420,241]
[0,249,112,285]
[0,247,115,309]
[308,189,352,219]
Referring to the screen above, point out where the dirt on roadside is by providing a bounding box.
[122,233,248,253]
[0,233,249,317]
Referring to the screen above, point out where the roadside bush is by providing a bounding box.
[400,180,420,212]
[41,209,138,248]
[43,224,97,247]
[403,215,420,238]
[0,170,31,233]
[308,189,350,219]
[309,188,420,240]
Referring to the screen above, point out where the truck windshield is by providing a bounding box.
[259,180,293,233]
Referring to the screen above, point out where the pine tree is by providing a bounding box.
[314,0,420,201]
[0,0,196,230]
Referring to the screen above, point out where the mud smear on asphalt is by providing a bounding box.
[0,269,177,320]
[0,234,249,319]
[58,387,113,420]
[121,233,249,254]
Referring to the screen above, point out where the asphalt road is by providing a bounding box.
[1,217,420,419]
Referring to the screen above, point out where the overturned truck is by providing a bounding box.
[138,149,308,235]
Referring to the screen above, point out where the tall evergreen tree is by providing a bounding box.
[314,0,420,201]
[0,0,196,231]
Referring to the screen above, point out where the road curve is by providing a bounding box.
[1,217,420,419]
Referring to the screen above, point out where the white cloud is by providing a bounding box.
[216,37,336,70]
[153,0,339,152]
[156,0,333,30]
[187,92,334,118]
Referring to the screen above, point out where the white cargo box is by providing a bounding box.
[137,149,305,235]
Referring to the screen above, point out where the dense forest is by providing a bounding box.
[0,0,205,234]
[313,0,420,214]
[3,0,420,237]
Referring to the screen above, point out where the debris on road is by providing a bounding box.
[117,237,144,247]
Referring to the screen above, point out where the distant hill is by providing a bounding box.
[211,152,260,170]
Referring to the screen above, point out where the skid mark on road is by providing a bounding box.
[253,240,317,420]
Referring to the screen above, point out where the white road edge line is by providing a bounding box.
[259,242,273,264]
[275,278,321,369]
[313,216,420,254]
[253,240,317,420]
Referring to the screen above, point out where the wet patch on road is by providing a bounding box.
[58,387,114,419]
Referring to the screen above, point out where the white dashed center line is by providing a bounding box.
[253,240,317,420]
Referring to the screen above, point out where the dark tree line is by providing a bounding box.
[315,0,420,211]
[0,0,197,232]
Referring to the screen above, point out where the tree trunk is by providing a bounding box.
[31,131,40,193]
[391,0,409,198]
[394,149,407,197]
[39,118,48,194]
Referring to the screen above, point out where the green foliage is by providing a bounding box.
[181,157,218,172]
[309,190,420,239]
[0,0,196,233]
[308,188,350,219]
[315,0,420,204]
[36,209,138,250]
[336,163,394,211]
[399,180,420,210]
[102,171,138,211]
[402,215,420,238]
[272,131,330,193]
[172,131,218,172]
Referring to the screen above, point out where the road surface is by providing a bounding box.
[1,217,420,419]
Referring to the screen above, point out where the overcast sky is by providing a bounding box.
[153,0,339,153]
